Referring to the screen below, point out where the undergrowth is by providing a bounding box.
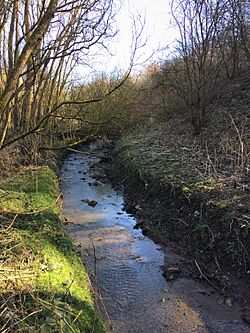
[0,166,104,333]
[113,124,250,287]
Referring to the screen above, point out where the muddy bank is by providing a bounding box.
[60,141,250,333]
[110,137,250,328]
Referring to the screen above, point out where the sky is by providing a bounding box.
[79,0,178,80]
[111,0,175,68]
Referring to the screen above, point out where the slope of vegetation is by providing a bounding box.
[0,166,104,333]
[113,71,250,295]
[109,1,250,295]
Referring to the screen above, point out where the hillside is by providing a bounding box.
[113,70,250,309]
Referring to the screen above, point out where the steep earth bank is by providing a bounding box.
[111,123,250,326]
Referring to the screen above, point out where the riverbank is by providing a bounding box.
[112,122,250,314]
[60,144,250,333]
[0,165,104,332]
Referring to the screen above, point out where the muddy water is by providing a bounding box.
[60,144,250,333]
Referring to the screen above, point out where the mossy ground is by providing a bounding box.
[113,123,250,295]
[0,166,104,333]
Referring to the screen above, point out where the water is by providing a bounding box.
[60,144,250,333]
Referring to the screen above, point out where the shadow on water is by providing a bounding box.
[60,143,250,333]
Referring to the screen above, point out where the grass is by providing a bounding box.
[0,166,104,333]
[113,123,250,281]
[114,128,201,187]
[114,124,248,203]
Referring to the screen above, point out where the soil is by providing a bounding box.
[109,170,250,327]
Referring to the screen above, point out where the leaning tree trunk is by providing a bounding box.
[0,0,59,147]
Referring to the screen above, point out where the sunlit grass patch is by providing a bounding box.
[114,129,198,185]
[0,166,104,332]
[0,166,58,213]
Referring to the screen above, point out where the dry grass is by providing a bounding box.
[113,71,250,283]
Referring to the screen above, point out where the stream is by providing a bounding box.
[60,142,250,333]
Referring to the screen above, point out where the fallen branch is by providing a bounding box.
[0,69,132,151]
[38,136,93,151]
[67,148,109,160]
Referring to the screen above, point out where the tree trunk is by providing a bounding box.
[0,0,59,147]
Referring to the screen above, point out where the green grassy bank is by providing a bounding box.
[113,125,250,290]
[0,166,104,333]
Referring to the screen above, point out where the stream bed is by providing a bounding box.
[60,142,250,333]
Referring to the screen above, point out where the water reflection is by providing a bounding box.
[61,151,250,333]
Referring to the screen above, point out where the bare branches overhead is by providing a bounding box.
[0,0,116,148]
[170,0,250,134]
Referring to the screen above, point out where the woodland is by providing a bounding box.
[0,0,249,332]
[0,0,249,152]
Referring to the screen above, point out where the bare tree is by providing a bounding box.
[170,0,250,134]
[216,0,250,78]
[0,0,116,148]
[171,0,230,134]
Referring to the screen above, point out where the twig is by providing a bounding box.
[214,256,222,272]
[90,240,113,331]
[34,296,76,316]
[194,259,221,292]
[6,213,18,231]
[0,268,31,272]
[91,240,97,280]
[6,309,43,330]
[53,313,77,333]
[92,288,114,331]
[1,317,12,333]
[234,228,248,272]
[229,114,244,170]
[0,274,34,281]
[205,142,218,177]
[194,167,206,180]
[91,240,98,333]
[34,296,77,333]
[71,310,83,326]
[64,278,75,298]
[67,148,108,160]
[173,218,188,226]
[204,224,215,243]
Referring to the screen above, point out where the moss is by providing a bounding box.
[0,167,104,332]
[182,186,190,193]
[195,182,216,192]
[207,199,229,209]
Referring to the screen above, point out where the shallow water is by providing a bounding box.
[60,145,250,333]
